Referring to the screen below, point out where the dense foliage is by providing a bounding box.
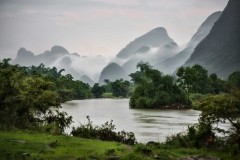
[129,62,188,109]
[92,78,133,98]
[102,78,132,98]
[165,73,240,156]
[25,63,93,102]
[91,83,105,98]
[0,58,92,132]
[177,65,222,97]
[71,116,136,145]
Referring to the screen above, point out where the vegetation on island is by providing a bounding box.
[129,62,188,109]
[92,78,133,98]
[129,62,222,109]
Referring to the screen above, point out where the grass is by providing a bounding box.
[121,143,239,160]
[0,131,128,160]
[0,131,238,160]
[101,93,128,99]
[102,92,114,98]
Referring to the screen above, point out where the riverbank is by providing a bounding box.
[0,131,235,160]
[0,131,128,159]
[154,102,189,110]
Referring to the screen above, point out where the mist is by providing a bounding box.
[49,54,109,82]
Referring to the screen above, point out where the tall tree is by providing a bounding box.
[92,83,105,98]
[111,79,131,97]
[176,66,197,103]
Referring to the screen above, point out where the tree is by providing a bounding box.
[0,60,27,129]
[197,89,240,150]
[210,73,220,94]
[111,79,131,97]
[92,83,105,98]
[176,66,197,103]
[102,79,112,92]
[192,64,213,94]
[228,71,240,89]
[0,59,75,132]
[129,62,187,108]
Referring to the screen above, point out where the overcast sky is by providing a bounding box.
[0,0,228,60]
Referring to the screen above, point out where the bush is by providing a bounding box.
[135,145,152,155]
[105,148,115,156]
[71,116,137,145]
[102,92,114,98]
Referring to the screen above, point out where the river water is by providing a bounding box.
[61,99,201,143]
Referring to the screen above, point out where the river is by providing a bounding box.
[61,99,201,143]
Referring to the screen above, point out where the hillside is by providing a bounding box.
[98,63,130,85]
[12,45,70,66]
[154,11,222,74]
[80,75,95,87]
[183,0,240,79]
[116,27,174,59]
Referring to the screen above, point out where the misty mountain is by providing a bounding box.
[12,45,109,81]
[122,42,179,74]
[183,0,240,79]
[116,27,174,60]
[13,45,70,66]
[134,46,151,55]
[50,54,108,81]
[98,63,130,86]
[49,56,82,79]
[12,48,36,66]
[72,53,80,57]
[154,11,222,74]
[80,75,95,87]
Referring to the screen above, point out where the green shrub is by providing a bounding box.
[135,145,152,155]
[71,116,137,145]
[105,148,115,156]
[102,93,114,98]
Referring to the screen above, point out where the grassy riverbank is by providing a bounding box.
[0,131,129,159]
[0,131,237,160]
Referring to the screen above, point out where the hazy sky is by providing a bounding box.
[0,0,228,60]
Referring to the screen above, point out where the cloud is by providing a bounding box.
[92,0,139,6]
[176,8,218,19]
[0,0,228,60]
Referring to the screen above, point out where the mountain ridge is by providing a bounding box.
[116,27,174,59]
[183,0,240,79]
[154,11,222,74]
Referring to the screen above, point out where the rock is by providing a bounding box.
[177,155,220,160]
[10,140,27,143]
[108,156,121,160]
[146,141,156,145]
[22,153,30,156]
[154,155,160,159]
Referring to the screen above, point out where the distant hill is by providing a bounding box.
[80,75,95,87]
[183,0,240,79]
[98,63,130,85]
[116,27,174,59]
[12,45,108,82]
[134,46,151,55]
[13,45,70,66]
[122,42,179,74]
[71,53,80,57]
[154,11,222,74]
[13,48,36,66]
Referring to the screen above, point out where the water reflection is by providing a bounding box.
[61,99,201,143]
